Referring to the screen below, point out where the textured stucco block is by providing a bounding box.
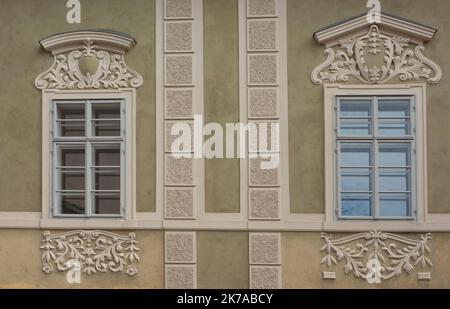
[250,266,281,289]
[249,88,278,118]
[248,0,277,17]
[165,155,194,185]
[165,121,193,153]
[165,0,192,18]
[165,55,193,85]
[165,88,193,118]
[165,265,196,289]
[166,22,192,51]
[249,157,279,186]
[248,121,280,153]
[165,188,195,219]
[249,188,280,219]
[250,233,281,264]
[165,232,196,263]
[248,19,277,51]
[248,54,278,85]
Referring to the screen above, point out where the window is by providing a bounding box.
[335,96,415,219]
[51,99,126,218]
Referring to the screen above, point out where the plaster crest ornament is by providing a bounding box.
[40,230,140,276]
[35,30,143,90]
[320,231,433,282]
[311,12,443,85]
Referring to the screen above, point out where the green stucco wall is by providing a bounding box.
[287,0,450,214]
[0,0,156,212]
[203,0,240,213]
[197,231,249,288]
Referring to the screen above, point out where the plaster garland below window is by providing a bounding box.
[40,230,140,276]
[35,30,143,90]
[311,24,442,85]
[320,231,432,282]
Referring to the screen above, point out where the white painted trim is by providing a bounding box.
[39,30,137,55]
[313,12,436,46]
[2,212,450,231]
[155,0,165,223]
[278,0,291,223]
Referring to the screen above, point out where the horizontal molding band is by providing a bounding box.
[1,212,450,232]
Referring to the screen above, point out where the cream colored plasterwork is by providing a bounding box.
[158,0,202,221]
[35,31,143,90]
[165,231,197,289]
[249,232,281,288]
[320,231,432,282]
[311,25,442,85]
[40,230,140,276]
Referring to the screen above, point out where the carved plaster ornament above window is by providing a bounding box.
[40,230,140,276]
[320,231,432,282]
[35,30,143,90]
[311,12,442,85]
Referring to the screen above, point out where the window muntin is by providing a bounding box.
[336,96,415,219]
[52,99,125,218]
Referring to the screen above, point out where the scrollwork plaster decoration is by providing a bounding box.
[320,231,433,282]
[311,25,442,85]
[35,30,143,90]
[40,230,140,276]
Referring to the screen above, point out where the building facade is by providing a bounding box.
[0,0,449,288]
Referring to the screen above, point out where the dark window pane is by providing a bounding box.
[57,104,85,137]
[93,120,121,136]
[61,170,85,190]
[61,195,85,214]
[61,148,85,166]
[94,194,120,215]
[92,103,121,119]
[95,148,120,166]
[95,168,120,190]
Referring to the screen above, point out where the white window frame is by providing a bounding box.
[324,84,427,229]
[41,89,136,227]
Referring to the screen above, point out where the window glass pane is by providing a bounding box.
[60,194,85,215]
[378,118,410,136]
[379,193,410,217]
[339,99,372,136]
[341,168,372,192]
[60,169,85,191]
[57,104,85,137]
[341,193,372,217]
[94,194,120,215]
[378,99,410,118]
[340,143,372,167]
[61,148,85,166]
[94,147,120,166]
[92,103,121,137]
[378,99,411,136]
[339,118,372,136]
[340,100,372,117]
[379,143,411,167]
[95,168,120,190]
[379,168,410,192]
